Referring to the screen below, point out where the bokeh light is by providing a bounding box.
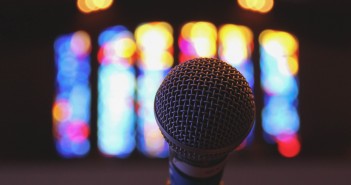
[179,21,217,62]
[260,29,300,158]
[77,0,113,14]
[135,22,173,157]
[237,0,274,14]
[135,22,174,70]
[97,26,136,157]
[53,31,91,158]
[277,134,301,158]
[218,24,255,150]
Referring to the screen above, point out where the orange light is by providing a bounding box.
[77,0,113,14]
[181,22,194,40]
[237,0,274,14]
[53,100,71,122]
[77,0,92,13]
[71,31,91,56]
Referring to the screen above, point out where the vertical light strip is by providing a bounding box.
[218,24,255,150]
[179,21,217,63]
[97,26,137,157]
[53,31,91,158]
[259,30,301,158]
[135,22,173,157]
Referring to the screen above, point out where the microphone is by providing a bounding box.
[154,58,255,185]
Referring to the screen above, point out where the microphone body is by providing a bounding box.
[154,58,255,185]
[168,150,225,185]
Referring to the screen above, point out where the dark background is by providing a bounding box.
[0,0,351,184]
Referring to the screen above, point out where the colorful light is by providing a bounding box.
[277,134,301,158]
[135,22,173,157]
[53,31,92,158]
[218,24,254,86]
[218,24,255,150]
[259,29,300,158]
[179,21,217,62]
[77,0,114,14]
[237,0,274,14]
[97,26,136,157]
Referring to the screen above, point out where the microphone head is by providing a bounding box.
[154,58,255,163]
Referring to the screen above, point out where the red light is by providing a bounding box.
[277,134,301,158]
[97,47,105,64]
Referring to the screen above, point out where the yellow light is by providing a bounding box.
[260,30,279,56]
[92,0,113,10]
[237,0,274,14]
[181,22,195,40]
[277,32,298,55]
[85,0,98,10]
[260,0,274,13]
[136,23,172,51]
[92,0,106,9]
[77,0,113,13]
[287,56,299,75]
[191,22,217,39]
[241,26,254,44]
[135,22,174,70]
[260,30,298,56]
[161,51,174,69]
[139,51,173,70]
[260,29,299,75]
[158,22,173,34]
[135,24,149,45]
[259,29,275,46]
[113,37,136,58]
[238,0,249,10]
[219,24,253,65]
[190,22,217,57]
[102,0,114,10]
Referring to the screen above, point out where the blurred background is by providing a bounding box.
[0,0,351,184]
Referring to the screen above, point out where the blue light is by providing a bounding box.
[71,140,90,156]
[69,85,91,121]
[56,138,72,158]
[97,26,136,157]
[262,97,300,135]
[218,24,255,149]
[98,65,136,157]
[53,31,91,158]
[259,30,300,157]
[98,25,131,45]
[135,22,173,157]
[137,70,169,158]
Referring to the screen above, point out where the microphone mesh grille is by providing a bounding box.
[154,58,255,161]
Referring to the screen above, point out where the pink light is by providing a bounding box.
[235,140,247,151]
[66,121,90,143]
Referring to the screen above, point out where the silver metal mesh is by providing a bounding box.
[155,58,255,162]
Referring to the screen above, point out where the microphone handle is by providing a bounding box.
[168,159,225,185]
